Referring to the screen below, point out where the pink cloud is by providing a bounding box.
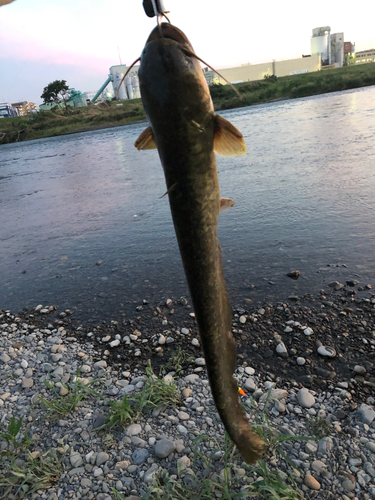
[0,32,115,73]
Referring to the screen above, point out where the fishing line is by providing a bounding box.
[181,48,242,98]
[115,58,141,99]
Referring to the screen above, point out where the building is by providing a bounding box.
[356,49,375,64]
[0,103,19,118]
[203,55,321,86]
[344,41,356,65]
[11,101,37,115]
[311,27,345,67]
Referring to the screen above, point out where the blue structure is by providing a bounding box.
[0,103,19,118]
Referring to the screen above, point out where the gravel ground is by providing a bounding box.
[1,279,375,499]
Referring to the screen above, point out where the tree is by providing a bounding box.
[41,80,70,107]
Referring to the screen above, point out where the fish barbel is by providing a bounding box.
[135,23,264,464]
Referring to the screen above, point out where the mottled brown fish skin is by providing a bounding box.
[137,23,264,464]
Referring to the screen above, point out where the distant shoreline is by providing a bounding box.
[1,63,375,145]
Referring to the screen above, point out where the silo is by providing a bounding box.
[132,74,141,98]
[126,76,134,100]
[114,72,127,100]
[311,27,331,65]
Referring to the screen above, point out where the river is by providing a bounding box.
[1,86,375,321]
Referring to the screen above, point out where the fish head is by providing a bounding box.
[144,23,195,54]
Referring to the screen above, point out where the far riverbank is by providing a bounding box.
[1,63,375,145]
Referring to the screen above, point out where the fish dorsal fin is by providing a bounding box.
[220,197,235,212]
[134,126,157,150]
[214,115,247,157]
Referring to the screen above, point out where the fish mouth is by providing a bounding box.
[145,23,195,52]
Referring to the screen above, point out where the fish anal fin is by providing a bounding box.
[134,126,157,150]
[214,115,247,157]
[220,198,235,212]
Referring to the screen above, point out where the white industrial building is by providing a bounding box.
[91,65,141,103]
[311,27,345,67]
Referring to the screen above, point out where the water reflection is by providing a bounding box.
[1,86,375,320]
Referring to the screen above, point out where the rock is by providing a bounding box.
[311,460,327,475]
[109,339,120,347]
[286,270,300,280]
[276,343,288,357]
[284,326,293,333]
[126,424,142,436]
[92,414,106,429]
[354,365,366,375]
[178,411,189,421]
[297,388,315,409]
[296,357,306,366]
[317,346,336,358]
[132,448,149,464]
[274,400,286,413]
[181,328,189,335]
[304,327,313,336]
[318,437,333,454]
[22,378,33,389]
[20,359,28,369]
[155,439,175,458]
[182,388,192,398]
[259,388,288,403]
[0,352,11,363]
[304,474,320,490]
[96,452,109,466]
[177,456,191,475]
[194,357,205,366]
[191,339,199,346]
[158,335,166,345]
[144,464,159,484]
[239,316,246,324]
[70,452,83,468]
[177,424,188,435]
[244,367,255,375]
[244,378,257,392]
[184,374,200,384]
[93,360,107,370]
[358,404,375,425]
[366,441,375,453]
[116,460,130,470]
[305,442,318,455]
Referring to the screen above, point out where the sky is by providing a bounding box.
[0,0,374,105]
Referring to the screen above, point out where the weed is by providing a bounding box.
[164,347,192,374]
[132,361,182,414]
[306,416,331,440]
[111,488,127,499]
[0,416,33,461]
[145,432,304,499]
[0,450,62,499]
[96,393,134,431]
[38,367,102,419]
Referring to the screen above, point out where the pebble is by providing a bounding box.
[244,378,257,392]
[317,345,336,358]
[244,366,255,375]
[155,439,175,458]
[132,448,149,464]
[296,357,306,366]
[304,474,321,490]
[239,316,246,324]
[181,328,189,335]
[96,452,109,466]
[126,424,142,436]
[297,388,316,409]
[191,338,199,346]
[109,339,120,347]
[304,327,313,336]
[194,357,205,366]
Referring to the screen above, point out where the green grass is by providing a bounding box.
[38,367,102,420]
[211,62,375,110]
[145,433,304,500]
[1,63,374,145]
[0,451,62,499]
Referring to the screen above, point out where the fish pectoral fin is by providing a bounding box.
[134,126,157,150]
[220,198,235,212]
[214,115,247,157]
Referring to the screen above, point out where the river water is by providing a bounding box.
[1,86,375,321]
